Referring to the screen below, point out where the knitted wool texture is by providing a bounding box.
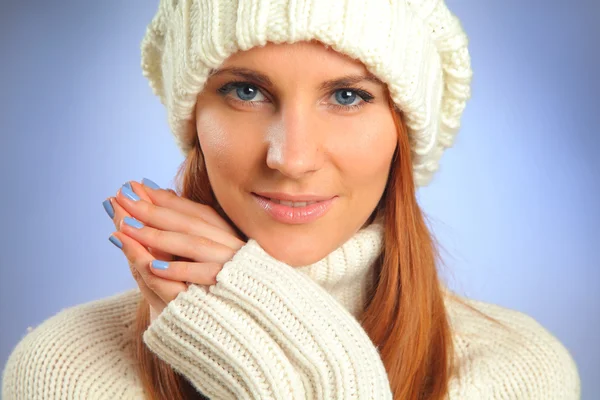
[140,0,473,187]
[143,222,390,398]
[2,220,581,398]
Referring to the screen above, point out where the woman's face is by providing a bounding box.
[195,40,397,266]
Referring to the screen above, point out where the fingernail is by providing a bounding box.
[121,185,140,201]
[151,260,169,270]
[142,178,160,190]
[109,235,123,249]
[123,216,144,229]
[123,181,132,191]
[102,199,114,219]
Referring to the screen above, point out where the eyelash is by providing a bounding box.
[216,80,375,112]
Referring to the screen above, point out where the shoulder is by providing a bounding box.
[2,289,146,400]
[443,290,581,400]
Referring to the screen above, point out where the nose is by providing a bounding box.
[265,106,324,179]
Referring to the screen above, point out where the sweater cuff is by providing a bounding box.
[143,284,306,400]
[211,240,393,399]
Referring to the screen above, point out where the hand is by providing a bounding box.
[103,179,246,319]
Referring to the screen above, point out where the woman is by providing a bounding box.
[2,0,580,399]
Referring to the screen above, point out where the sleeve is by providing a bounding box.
[143,240,393,400]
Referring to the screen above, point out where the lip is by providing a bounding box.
[252,192,337,224]
[253,191,334,202]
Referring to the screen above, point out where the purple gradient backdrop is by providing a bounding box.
[1,1,598,397]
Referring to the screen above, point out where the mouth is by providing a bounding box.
[251,193,337,224]
[259,198,319,207]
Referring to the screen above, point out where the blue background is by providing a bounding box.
[1,1,598,397]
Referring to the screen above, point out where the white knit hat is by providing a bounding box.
[140,0,473,187]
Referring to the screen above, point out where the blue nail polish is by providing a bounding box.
[123,181,132,191]
[109,235,122,249]
[121,185,140,201]
[142,178,160,190]
[102,199,114,219]
[123,216,144,229]
[151,260,169,270]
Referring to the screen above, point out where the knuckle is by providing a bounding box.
[189,236,214,259]
[146,227,163,245]
[178,219,194,236]
[144,274,159,292]
[177,262,190,277]
[195,235,214,248]
[128,262,142,282]
[127,256,153,287]
[141,201,156,220]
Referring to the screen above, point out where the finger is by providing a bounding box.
[116,185,244,251]
[110,194,173,262]
[138,179,240,237]
[104,197,121,231]
[108,233,166,313]
[149,260,221,289]
[110,191,134,230]
[114,181,174,261]
[119,216,236,264]
[111,231,187,305]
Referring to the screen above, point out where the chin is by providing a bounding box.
[255,234,333,267]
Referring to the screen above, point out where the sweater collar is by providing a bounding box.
[294,220,385,320]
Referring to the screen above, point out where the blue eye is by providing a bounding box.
[236,84,260,101]
[217,81,375,112]
[218,82,267,103]
[334,90,358,106]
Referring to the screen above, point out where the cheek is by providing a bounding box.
[196,110,254,181]
[196,111,228,160]
[332,115,397,187]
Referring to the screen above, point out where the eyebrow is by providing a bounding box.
[208,67,385,91]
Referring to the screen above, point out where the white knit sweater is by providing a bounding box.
[2,223,580,399]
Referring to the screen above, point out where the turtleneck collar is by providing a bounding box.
[244,218,453,321]
[294,221,384,319]
[241,213,385,320]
